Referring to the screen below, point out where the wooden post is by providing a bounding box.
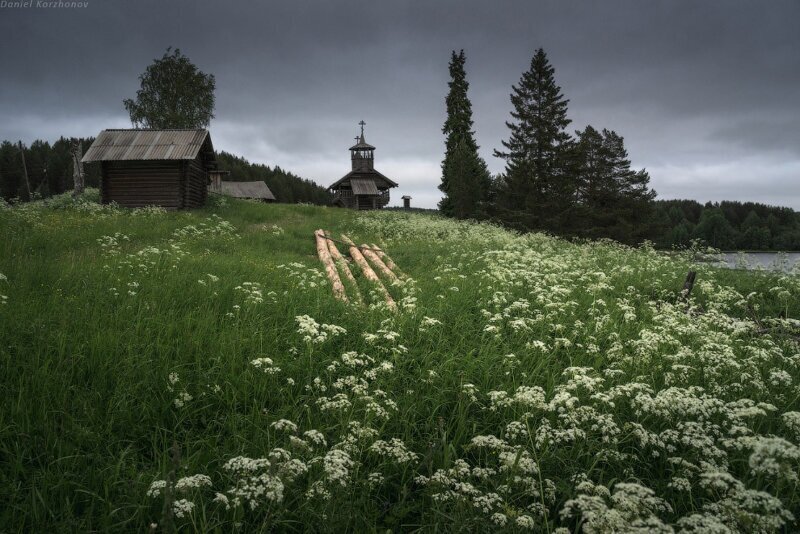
[315,230,348,302]
[681,271,697,300]
[18,141,31,201]
[342,234,396,310]
[361,243,398,282]
[325,232,363,305]
[71,140,85,197]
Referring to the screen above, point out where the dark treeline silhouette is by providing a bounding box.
[0,137,101,201]
[438,48,799,250]
[651,199,800,250]
[0,140,330,205]
[214,151,330,205]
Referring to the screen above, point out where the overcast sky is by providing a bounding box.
[1,0,798,209]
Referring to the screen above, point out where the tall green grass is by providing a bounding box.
[0,194,798,532]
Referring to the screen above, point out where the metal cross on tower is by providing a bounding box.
[359,120,366,137]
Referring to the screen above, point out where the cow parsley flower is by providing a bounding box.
[147,480,167,498]
[271,419,298,433]
[173,391,192,408]
[251,357,281,374]
[323,449,354,487]
[213,492,230,510]
[172,499,195,518]
[174,474,212,492]
[369,438,418,463]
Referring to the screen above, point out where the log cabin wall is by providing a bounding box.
[102,160,183,208]
[184,158,209,208]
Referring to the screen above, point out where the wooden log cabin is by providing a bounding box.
[81,129,216,209]
[208,170,277,202]
[329,122,397,210]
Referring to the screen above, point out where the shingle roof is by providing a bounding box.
[217,181,276,201]
[350,178,380,196]
[82,129,213,162]
[329,170,398,190]
[349,133,376,151]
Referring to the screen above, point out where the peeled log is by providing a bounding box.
[326,232,363,305]
[361,244,398,282]
[341,234,396,310]
[315,229,347,302]
[370,243,403,277]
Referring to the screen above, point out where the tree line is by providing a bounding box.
[0,138,100,201]
[437,49,800,250]
[651,199,800,251]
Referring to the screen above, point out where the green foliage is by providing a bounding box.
[694,207,738,249]
[439,50,491,219]
[123,48,216,129]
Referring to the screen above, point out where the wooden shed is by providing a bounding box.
[209,176,276,202]
[82,129,216,209]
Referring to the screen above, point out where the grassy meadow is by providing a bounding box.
[1,191,799,532]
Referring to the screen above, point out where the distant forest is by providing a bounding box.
[0,139,330,205]
[650,199,800,251]
[0,138,101,199]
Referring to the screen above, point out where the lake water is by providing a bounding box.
[717,252,800,273]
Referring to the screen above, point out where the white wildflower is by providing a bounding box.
[146,480,167,498]
[174,474,212,492]
[172,499,194,518]
[271,419,298,433]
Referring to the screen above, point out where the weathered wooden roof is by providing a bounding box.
[329,170,398,190]
[82,129,213,163]
[350,178,380,196]
[349,132,375,151]
[218,181,276,201]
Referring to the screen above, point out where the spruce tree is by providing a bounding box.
[439,50,491,218]
[447,140,488,219]
[573,126,655,242]
[494,48,573,231]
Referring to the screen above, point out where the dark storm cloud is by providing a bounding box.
[1,0,798,208]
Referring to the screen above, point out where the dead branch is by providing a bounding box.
[681,271,696,301]
[71,140,85,197]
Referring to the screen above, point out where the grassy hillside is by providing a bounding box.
[1,192,799,532]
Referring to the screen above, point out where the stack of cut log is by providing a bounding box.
[313,230,402,310]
